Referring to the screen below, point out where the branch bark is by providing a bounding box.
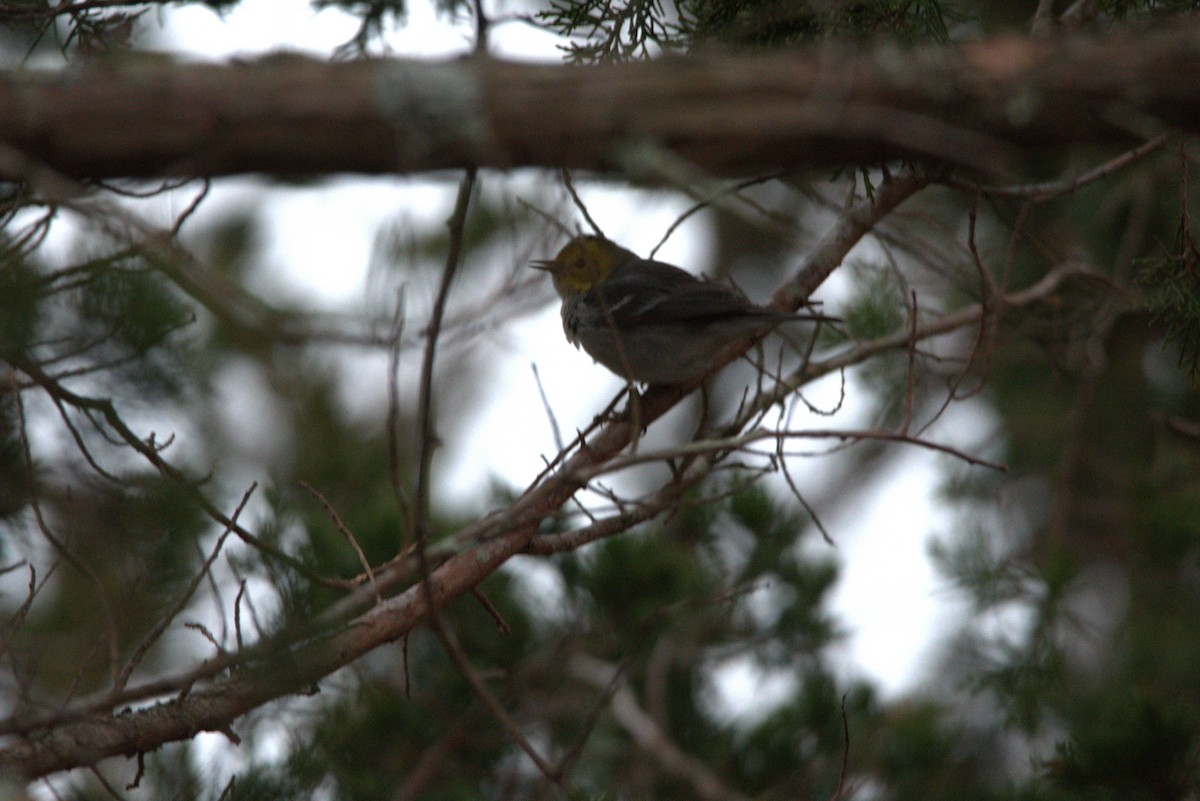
[2,23,1200,180]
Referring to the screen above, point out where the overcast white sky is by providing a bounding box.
[137,0,986,703]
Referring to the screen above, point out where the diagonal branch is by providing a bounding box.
[568,653,753,801]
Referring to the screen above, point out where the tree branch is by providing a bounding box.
[2,24,1200,179]
[568,653,752,801]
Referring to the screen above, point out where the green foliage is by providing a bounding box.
[537,0,688,64]
[79,264,194,353]
[1047,695,1197,801]
[0,395,27,521]
[11,474,210,692]
[565,529,721,632]
[311,0,409,28]
[688,0,956,50]
[1137,232,1200,379]
[1095,0,1200,18]
[928,524,1027,610]
[0,253,41,360]
[536,0,960,63]
[842,261,907,341]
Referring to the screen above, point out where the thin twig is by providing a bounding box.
[87,765,124,800]
[170,178,210,237]
[568,653,752,801]
[470,587,511,635]
[830,692,852,801]
[517,197,573,237]
[387,285,412,538]
[232,580,247,653]
[12,356,340,586]
[917,200,995,435]
[0,565,37,662]
[113,483,257,694]
[14,392,122,687]
[560,169,604,238]
[1001,201,1033,293]
[948,132,1171,200]
[531,363,564,452]
[777,447,834,546]
[900,290,918,436]
[555,655,629,779]
[569,425,1005,484]
[649,171,787,258]
[525,386,626,491]
[300,480,381,604]
[409,169,565,791]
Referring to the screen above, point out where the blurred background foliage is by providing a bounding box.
[2,1,1200,800]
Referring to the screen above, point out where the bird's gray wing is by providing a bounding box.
[593,261,769,326]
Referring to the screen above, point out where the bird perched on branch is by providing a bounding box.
[532,235,834,385]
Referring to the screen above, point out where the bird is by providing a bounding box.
[531,234,834,385]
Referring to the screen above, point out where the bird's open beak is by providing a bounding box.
[529,259,555,271]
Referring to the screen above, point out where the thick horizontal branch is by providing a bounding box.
[3,24,1200,180]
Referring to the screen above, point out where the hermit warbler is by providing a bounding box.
[532,235,833,385]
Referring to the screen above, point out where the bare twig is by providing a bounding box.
[566,424,1004,484]
[516,197,573,237]
[232,581,247,652]
[0,565,38,662]
[409,169,564,790]
[773,170,936,310]
[900,290,919,436]
[756,261,1093,424]
[411,171,474,548]
[648,171,787,258]
[387,285,412,536]
[1000,202,1033,293]
[184,622,226,656]
[531,363,565,452]
[830,692,852,801]
[555,657,628,780]
[470,587,511,635]
[393,717,474,801]
[947,132,1171,200]
[300,480,380,604]
[11,356,338,586]
[113,483,257,694]
[569,653,752,801]
[14,392,121,687]
[525,387,626,491]
[560,169,604,238]
[170,178,210,237]
[87,765,124,800]
[777,448,834,546]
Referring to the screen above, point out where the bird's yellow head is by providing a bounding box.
[531,235,631,298]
